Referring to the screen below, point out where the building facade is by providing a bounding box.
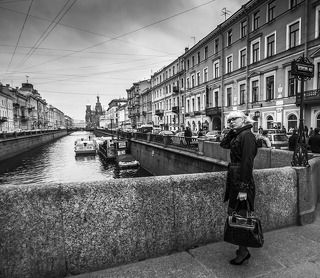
[126,80,151,128]
[181,0,320,132]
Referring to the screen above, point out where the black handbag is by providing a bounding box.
[224,201,264,248]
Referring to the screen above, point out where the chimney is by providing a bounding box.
[185,47,189,53]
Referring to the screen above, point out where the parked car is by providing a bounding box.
[268,133,289,149]
[204,130,221,141]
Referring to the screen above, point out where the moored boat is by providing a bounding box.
[97,136,116,160]
[74,140,96,155]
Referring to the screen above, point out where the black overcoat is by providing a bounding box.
[220,124,257,211]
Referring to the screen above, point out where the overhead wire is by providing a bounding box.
[0,6,178,56]
[15,0,78,69]
[16,0,217,72]
[5,0,33,73]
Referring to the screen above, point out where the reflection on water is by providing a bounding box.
[0,131,152,186]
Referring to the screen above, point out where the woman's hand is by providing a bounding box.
[237,192,247,201]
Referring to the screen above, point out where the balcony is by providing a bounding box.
[189,112,195,117]
[13,102,20,108]
[194,110,201,116]
[185,113,190,117]
[172,106,179,114]
[205,106,222,116]
[0,117,8,122]
[172,86,179,93]
[251,102,263,108]
[296,89,320,105]
[155,109,164,116]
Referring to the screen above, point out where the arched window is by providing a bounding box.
[317,113,320,128]
[266,115,274,129]
[288,114,297,130]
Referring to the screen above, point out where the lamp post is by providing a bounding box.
[291,54,314,167]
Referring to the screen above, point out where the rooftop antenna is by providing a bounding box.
[221,7,231,21]
[191,36,196,45]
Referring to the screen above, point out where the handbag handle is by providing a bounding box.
[233,199,252,217]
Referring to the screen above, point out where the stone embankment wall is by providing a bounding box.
[0,168,297,278]
[0,130,68,162]
[131,139,320,225]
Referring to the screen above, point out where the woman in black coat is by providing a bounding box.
[220,111,257,265]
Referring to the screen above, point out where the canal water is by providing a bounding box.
[0,131,152,186]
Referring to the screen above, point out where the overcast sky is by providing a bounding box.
[0,0,247,120]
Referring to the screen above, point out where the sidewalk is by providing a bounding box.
[71,206,320,278]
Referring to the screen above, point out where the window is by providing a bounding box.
[239,48,246,68]
[287,20,300,49]
[191,75,195,87]
[290,0,301,9]
[187,60,190,69]
[192,56,195,67]
[318,63,320,89]
[317,113,320,128]
[187,78,190,89]
[204,46,208,59]
[213,60,219,78]
[227,30,232,46]
[267,115,274,129]
[316,6,320,39]
[252,80,259,102]
[203,68,208,82]
[197,52,201,64]
[173,66,175,75]
[266,76,275,100]
[197,72,201,85]
[181,78,184,89]
[266,33,275,58]
[267,0,275,22]
[288,70,298,97]
[214,38,219,54]
[215,91,219,107]
[240,20,247,38]
[240,84,245,105]
[227,88,232,107]
[187,99,190,112]
[288,114,297,130]
[253,10,260,30]
[197,96,201,111]
[226,55,233,73]
[192,98,195,111]
[252,41,260,63]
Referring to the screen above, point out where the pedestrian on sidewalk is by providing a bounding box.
[308,127,320,153]
[220,111,258,265]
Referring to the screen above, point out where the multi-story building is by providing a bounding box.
[0,84,14,132]
[126,80,151,128]
[140,87,153,125]
[181,0,320,132]
[151,56,185,131]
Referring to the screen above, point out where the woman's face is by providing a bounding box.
[227,116,245,130]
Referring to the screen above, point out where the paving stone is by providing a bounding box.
[69,252,215,278]
[254,261,320,278]
[189,241,284,278]
[261,228,320,267]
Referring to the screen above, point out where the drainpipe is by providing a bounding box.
[220,28,225,131]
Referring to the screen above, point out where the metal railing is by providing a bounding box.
[100,128,199,152]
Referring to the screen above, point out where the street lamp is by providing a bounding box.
[291,54,314,167]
